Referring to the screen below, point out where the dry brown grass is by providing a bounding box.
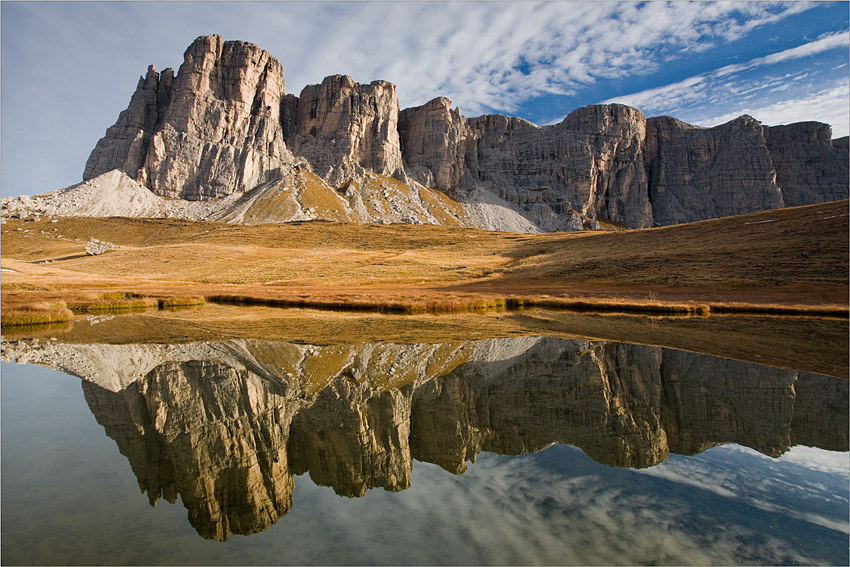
[486,200,849,294]
[1,301,72,327]
[1,200,847,318]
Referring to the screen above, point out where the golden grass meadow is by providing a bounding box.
[2,199,846,324]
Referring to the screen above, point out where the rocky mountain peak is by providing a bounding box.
[286,73,403,186]
[85,34,291,200]
[78,34,848,231]
[560,103,646,134]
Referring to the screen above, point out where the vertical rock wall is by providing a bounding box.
[84,65,173,182]
[86,35,293,200]
[84,34,849,227]
[285,75,404,187]
[645,115,785,226]
[765,123,850,207]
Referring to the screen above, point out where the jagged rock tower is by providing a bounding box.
[84,34,849,231]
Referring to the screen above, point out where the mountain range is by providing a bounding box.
[3,33,848,232]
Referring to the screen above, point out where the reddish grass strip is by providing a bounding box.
[208,293,847,317]
[207,294,715,316]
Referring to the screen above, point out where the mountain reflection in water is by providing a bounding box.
[3,337,847,542]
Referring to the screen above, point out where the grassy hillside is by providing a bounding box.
[1,200,847,318]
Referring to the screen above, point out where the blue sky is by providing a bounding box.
[2,1,848,198]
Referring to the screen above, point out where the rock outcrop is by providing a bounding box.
[3,336,846,539]
[75,34,849,231]
[86,35,292,200]
[765,123,850,207]
[399,97,473,191]
[399,100,653,230]
[285,75,404,187]
[83,65,173,184]
[644,115,785,225]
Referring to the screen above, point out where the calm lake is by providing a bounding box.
[1,329,848,565]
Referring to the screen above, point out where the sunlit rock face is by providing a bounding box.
[83,65,173,185]
[86,35,293,200]
[82,35,848,231]
[398,97,471,192]
[400,102,653,231]
[286,75,404,187]
[7,336,845,540]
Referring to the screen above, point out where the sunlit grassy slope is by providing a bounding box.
[1,200,847,316]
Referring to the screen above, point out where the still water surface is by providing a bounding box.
[1,335,848,565]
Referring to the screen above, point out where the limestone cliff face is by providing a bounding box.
[6,336,845,539]
[81,35,848,230]
[765,123,850,207]
[84,65,173,183]
[85,35,292,200]
[469,105,652,229]
[285,75,404,187]
[399,101,653,230]
[645,115,785,226]
[398,97,470,191]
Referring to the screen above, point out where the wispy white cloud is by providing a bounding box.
[601,30,850,136]
[340,1,821,115]
[696,82,850,136]
[778,445,850,475]
[282,445,846,565]
[604,31,849,110]
[637,444,850,536]
[0,1,842,197]
[713,30,850,77]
